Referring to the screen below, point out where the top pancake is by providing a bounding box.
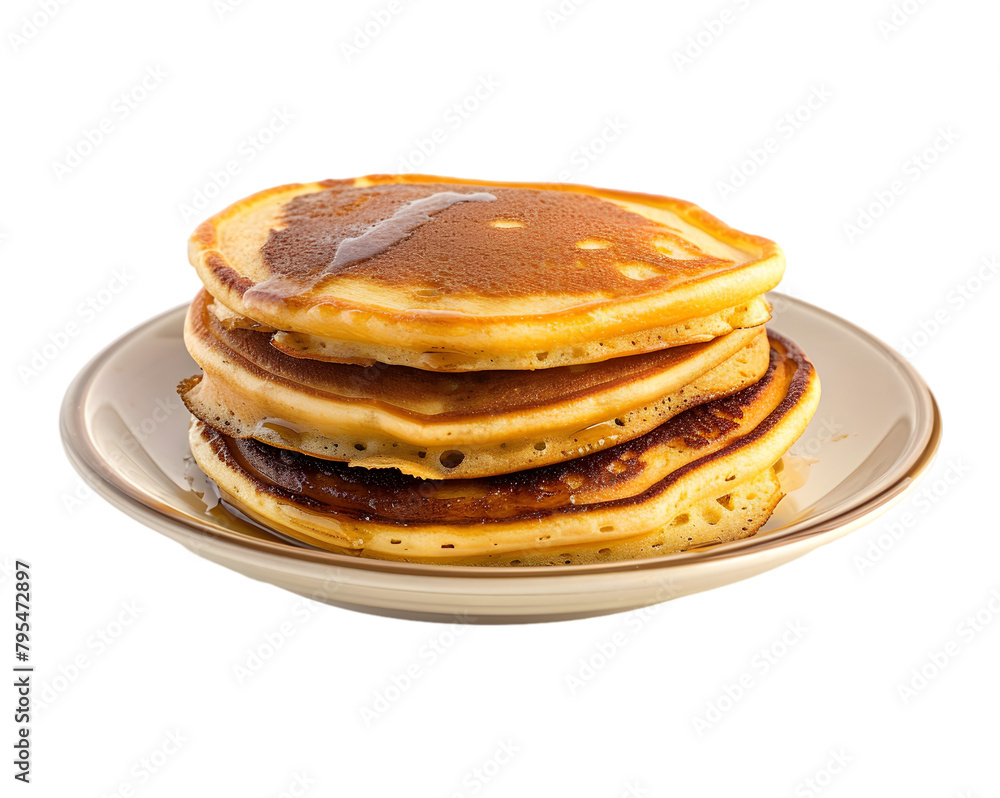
[190,174,783,371]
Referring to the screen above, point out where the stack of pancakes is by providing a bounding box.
[180,175,819,565]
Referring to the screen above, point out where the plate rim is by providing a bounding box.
[60,293,942,580]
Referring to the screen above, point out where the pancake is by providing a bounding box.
[190,174,783,371]
[247,297,770,371]
[187,332,819,565]
[179,290,771,479]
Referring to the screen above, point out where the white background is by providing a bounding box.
[3,0,999,795]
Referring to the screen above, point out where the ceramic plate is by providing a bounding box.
[61,294,940,623]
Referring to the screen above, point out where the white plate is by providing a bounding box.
[60,294,940,623]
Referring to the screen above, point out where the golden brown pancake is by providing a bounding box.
[179,290,771,479]
[187,332,819,565]
[259,298,771,371]
[190,175,783,371]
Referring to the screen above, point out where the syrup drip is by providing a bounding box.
[332,191,496,267]
[244,191,496,307]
